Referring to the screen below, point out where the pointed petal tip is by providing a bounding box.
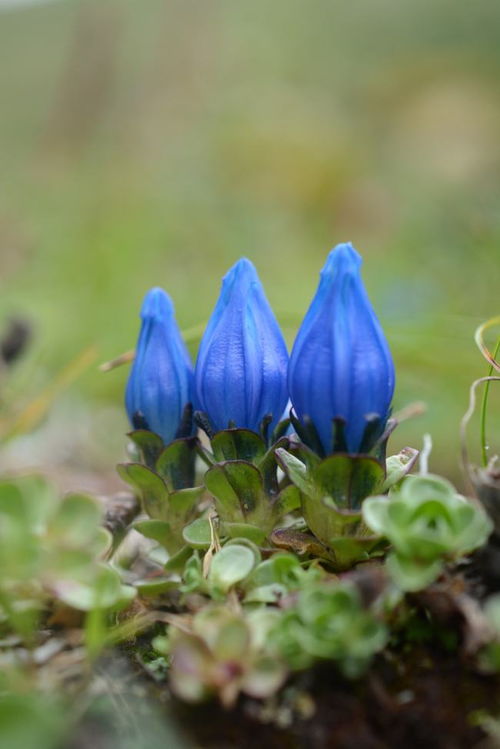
[221,257,260,296]
[224,256,258,282]
[322,242,362,278]
[140,287,174,320]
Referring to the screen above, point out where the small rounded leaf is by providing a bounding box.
[209,544,256,592]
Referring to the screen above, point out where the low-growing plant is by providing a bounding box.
[362,474,493,591]
[0,475,135,641]
[269,580,388,677]
[155,605,287,706]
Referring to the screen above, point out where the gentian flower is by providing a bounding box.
[288,243,395,454]
[194,258,288,435]
[125,287,194,444]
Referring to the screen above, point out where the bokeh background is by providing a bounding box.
[0,0,498,490]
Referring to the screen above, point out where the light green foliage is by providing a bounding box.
[202,429,299,535]
[180,540,323,603]
[363,474,493,591]
[244,552,324,604]
[0,475,135,639]
[269,582,387,677]
[0,692,66,749]
[180,539,261,598]
[275,447,390,569]
[158,605,287,706]
[119,434,203,554]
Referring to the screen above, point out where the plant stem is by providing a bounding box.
[480,337,500,466]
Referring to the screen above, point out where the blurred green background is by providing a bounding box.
[0,0,498,488]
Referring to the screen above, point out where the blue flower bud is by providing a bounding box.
[288,243,395,454]
[125,287,194,444]
[194,258,289,435]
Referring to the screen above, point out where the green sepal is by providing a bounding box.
[127,429,164,469]
[210,428,266,463]
[117,463,168,519]
[286,442,322,472]
[289,410,325,457]
[302,496,366,549]
[274,484,301,516]
[257,436,290,492]
[312,454,385,510]
[168,486,204,524]
[271,417,291,443]
[275,448,318,497]
[155,437,198,490]
[204,460,267,524]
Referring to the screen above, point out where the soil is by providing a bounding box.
[170,649,500,749]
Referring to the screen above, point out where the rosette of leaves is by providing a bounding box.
[156,604,287,706]
[269,580,387,677]
[243,551,325,604]
[194,427,301,545]
[274,444,418,570]
[180,540,324,604]
[0,475,134,639]
[117,430,204,556]
[363,474,493,591]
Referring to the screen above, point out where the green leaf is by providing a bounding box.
[302,493,364,551]
[224,537,262,566]
[54,565,136,611]
[210,428,266,463]
[204,461,266,522]
[274,484,302,517]
[117,463,169,519]
[361,496,390,536]
[168,486,204,522]
[134,519,175,548]
[275,448,317,496]
[244,583,289,604]
[208,544,257,593]
[327,536,381,570]
[134,578,179,596]
[241,655,287,699]
[50,493,102,546]
[164,545,192,573]
[256,436,289,491]
[399,474,456,504]
[155,438,197,490]
[127,429,164,468]
[223,523,267,545]
[386,552,443,592]
[0,476,56,532]
[212,618,251,661]
[313,454,385,510]
[247,553,302,588]
[382,447,419,491]
[182,518,213,549]
[181,552,205,593]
